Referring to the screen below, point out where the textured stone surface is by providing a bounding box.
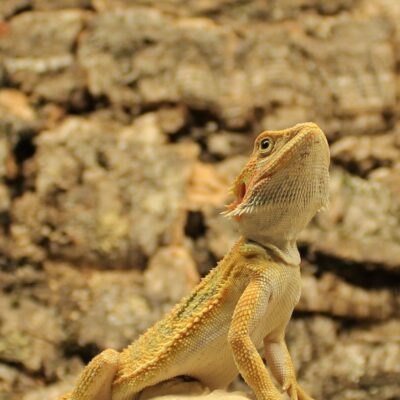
[144,246,200,313]
[92,0,359,19]
[301,167,400,269]
[0,10,87,104]
[287,317,400,400]
[0,1,399,399]
[7,117,195,267]
[78,4,396,131]
[0,295,65,374]
[299,271,399,320]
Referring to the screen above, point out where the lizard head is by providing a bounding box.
[223,122,330,243]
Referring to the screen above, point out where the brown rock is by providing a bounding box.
[79,8,252,128]
[0,10,87,104]
[287,317,400,400]
[187,162,230,211]
[0,1,31,20]
[40,261,156,351]
[144,245,200,313]
[0,137,10,181]
[330,130,400,175]
[0,294,65,376]
[9,117,195,267]
[207,132,252,158]
[186,158,245,259]
[0,2,397,134]
[92,0,357,20]
[300,167,400,270]
[22,375,80,400]
[0,89,38,159]
[370,164,400,196]
[57,267,151,349]
[33,0,92,9]
[298,271,397,320]
[0,90,35,122]
[0,364,36,400]
[0,183,10,213]
[157,106,187,136]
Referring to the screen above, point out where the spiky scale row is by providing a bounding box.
[115,264,231,385]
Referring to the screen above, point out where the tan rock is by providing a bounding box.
[33,0,91,9]
[0,90,35,122]
[44,262,157,350]
[187,162,230,210]
[330,131,400,175]
[0,295,65,375]
[301,167,400,270]
[298,272,397,320]
[157,106,187,136]
[0,10,87,104]
[0,0,31,20]
[9,117,196,267]
[144,246,200,308]
[287,317,400,400]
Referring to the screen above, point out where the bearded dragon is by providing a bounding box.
[61,122,330,400]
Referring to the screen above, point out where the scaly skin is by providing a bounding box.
[60,122,330,400]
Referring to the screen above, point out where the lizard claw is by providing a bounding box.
[283,382,298,400]
[283,381,314,400]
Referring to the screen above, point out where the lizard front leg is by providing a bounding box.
[264,337,314,400]
[60,349,120,400]
[228,278,282,400]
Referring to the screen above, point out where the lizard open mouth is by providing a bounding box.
[224,181,246,214]
[237,182,246,203]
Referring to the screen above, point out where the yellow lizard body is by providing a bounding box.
[61,122,330,400]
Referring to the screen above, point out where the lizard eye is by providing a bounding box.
[259,138,273,154]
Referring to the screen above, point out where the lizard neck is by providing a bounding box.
[244,236,300,266]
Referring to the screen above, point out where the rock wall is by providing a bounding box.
[0,1,399,399]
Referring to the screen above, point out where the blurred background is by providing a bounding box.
[0,1,399,399]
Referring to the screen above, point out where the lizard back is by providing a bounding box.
[115,239,245,384]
